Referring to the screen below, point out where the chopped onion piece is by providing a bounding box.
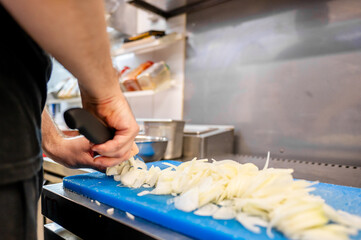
[194,203,219,216]
[213,207,236,220]
[126,212,135,220]
[263,151,270,170]
[106,208,114,215]
[137,190,150,196]
[174,187,199,212]
[236,212,268,234]
[106,166,118,176]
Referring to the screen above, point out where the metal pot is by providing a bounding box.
[135,135,168,162]
[143,119,185,159]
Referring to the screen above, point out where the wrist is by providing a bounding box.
[43,136,78,168]
[42,131,63,159]
[78,68,123,104]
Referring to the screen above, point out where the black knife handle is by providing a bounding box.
[64,108,115,144]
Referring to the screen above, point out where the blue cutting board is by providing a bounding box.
[63,160,361,240]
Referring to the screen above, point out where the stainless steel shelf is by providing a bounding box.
[112,33,184,56]
[127,0,233,19]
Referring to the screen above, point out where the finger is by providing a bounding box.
[92,141,132,160]
[92,136,134,158]
[89,161,107,172]
[93,145,134,169]
[92,134,131,153]
[131,142,139,156]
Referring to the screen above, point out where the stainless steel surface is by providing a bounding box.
[44,223,82,240]
[42,183,192,240]
[44,172,63,184]
[139,0,204,12]
[143,119,185,159]
[43,158,95,183]
[135,135,168,162]
[184,0,361,166]
[182,124,234,159]
[212,154,361,188]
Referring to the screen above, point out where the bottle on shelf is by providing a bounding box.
[121,61,154,91]
[116,66,130,92]
[137,61,171,90]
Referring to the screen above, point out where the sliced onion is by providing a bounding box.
[194,203,219,216]
[174,187,199,212]
[106,154,361,240]
[212,207,236,220]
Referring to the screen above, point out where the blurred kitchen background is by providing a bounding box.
[41,1,361,238]
[47,0,361,166]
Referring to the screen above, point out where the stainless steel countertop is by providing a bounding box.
[43,157,95,175]
[43,157,95,184]
[42,183,192,240]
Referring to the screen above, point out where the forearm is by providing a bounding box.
[3,0,139,164]
[1,0,120,102]
[41,108,65,158]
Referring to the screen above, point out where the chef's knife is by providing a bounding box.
[64,107,142,162]
[64,108,115,144]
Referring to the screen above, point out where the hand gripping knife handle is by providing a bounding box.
[63,108,115,144]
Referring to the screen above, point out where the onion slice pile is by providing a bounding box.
[106,156,361,240]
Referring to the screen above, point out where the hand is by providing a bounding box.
[81,89,140,166]
[45,135,100,170]
[41,108,138,172]
[44,135,138,172]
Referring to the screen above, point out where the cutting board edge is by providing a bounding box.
[63,178,253,240]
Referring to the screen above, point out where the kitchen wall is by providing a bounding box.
[184,0,361,165]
